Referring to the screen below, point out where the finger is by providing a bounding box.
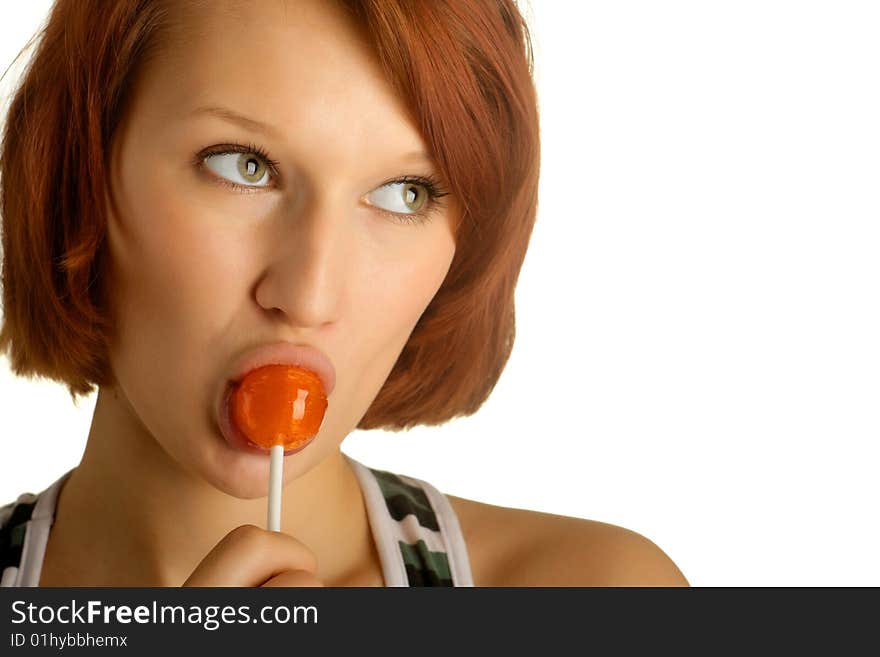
[182,524,319,587]
[262,570,325,587]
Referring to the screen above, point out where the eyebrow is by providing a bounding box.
[189,104,433,165]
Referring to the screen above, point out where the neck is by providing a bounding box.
[43,386,377,586]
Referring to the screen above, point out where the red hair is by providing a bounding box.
[0,0,540,430]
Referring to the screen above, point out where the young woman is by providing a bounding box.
[0,0,688,587]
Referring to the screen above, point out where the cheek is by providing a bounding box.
[340,232,455,418]
[110,201,215,330]
[111,167,252,331]
[358,232,456,341]
[105,160,254,413]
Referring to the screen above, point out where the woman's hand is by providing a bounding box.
[182,524,324,587]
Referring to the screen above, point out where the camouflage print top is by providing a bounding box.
[0,453,474,587]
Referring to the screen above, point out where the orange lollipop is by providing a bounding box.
[228,364,328,450]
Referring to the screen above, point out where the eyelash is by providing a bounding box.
[194,140,450,225]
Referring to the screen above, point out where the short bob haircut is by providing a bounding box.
[0,0,540,431]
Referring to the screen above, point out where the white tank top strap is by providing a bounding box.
[345,453,474,587]
[0,468,72,587]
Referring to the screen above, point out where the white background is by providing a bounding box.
[2,1,878,586]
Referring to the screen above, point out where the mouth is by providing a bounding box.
[216,381,317,457]
[214,341,335,457]
[225,342,336,398]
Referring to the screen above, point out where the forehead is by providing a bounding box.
[131,0,426,167]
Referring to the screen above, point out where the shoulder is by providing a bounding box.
[446,494,689,587]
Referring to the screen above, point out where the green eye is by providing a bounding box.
[203,151,271,187]
[367,181,430,215]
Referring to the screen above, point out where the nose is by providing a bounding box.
[253,195,347,328]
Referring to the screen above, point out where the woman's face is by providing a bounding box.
[102,0,458,498]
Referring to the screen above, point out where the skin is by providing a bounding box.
[39,0,689,587]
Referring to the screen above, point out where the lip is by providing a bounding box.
[225,341,335,396]
[215,341,336,456]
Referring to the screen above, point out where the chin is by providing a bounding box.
[189,425,330,500]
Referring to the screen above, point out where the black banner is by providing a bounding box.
[1,588,876,653]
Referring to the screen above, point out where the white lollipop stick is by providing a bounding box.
[267,388,310,531]
[267,444,284,532]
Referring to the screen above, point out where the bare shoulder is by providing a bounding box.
[446,494,689,587]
